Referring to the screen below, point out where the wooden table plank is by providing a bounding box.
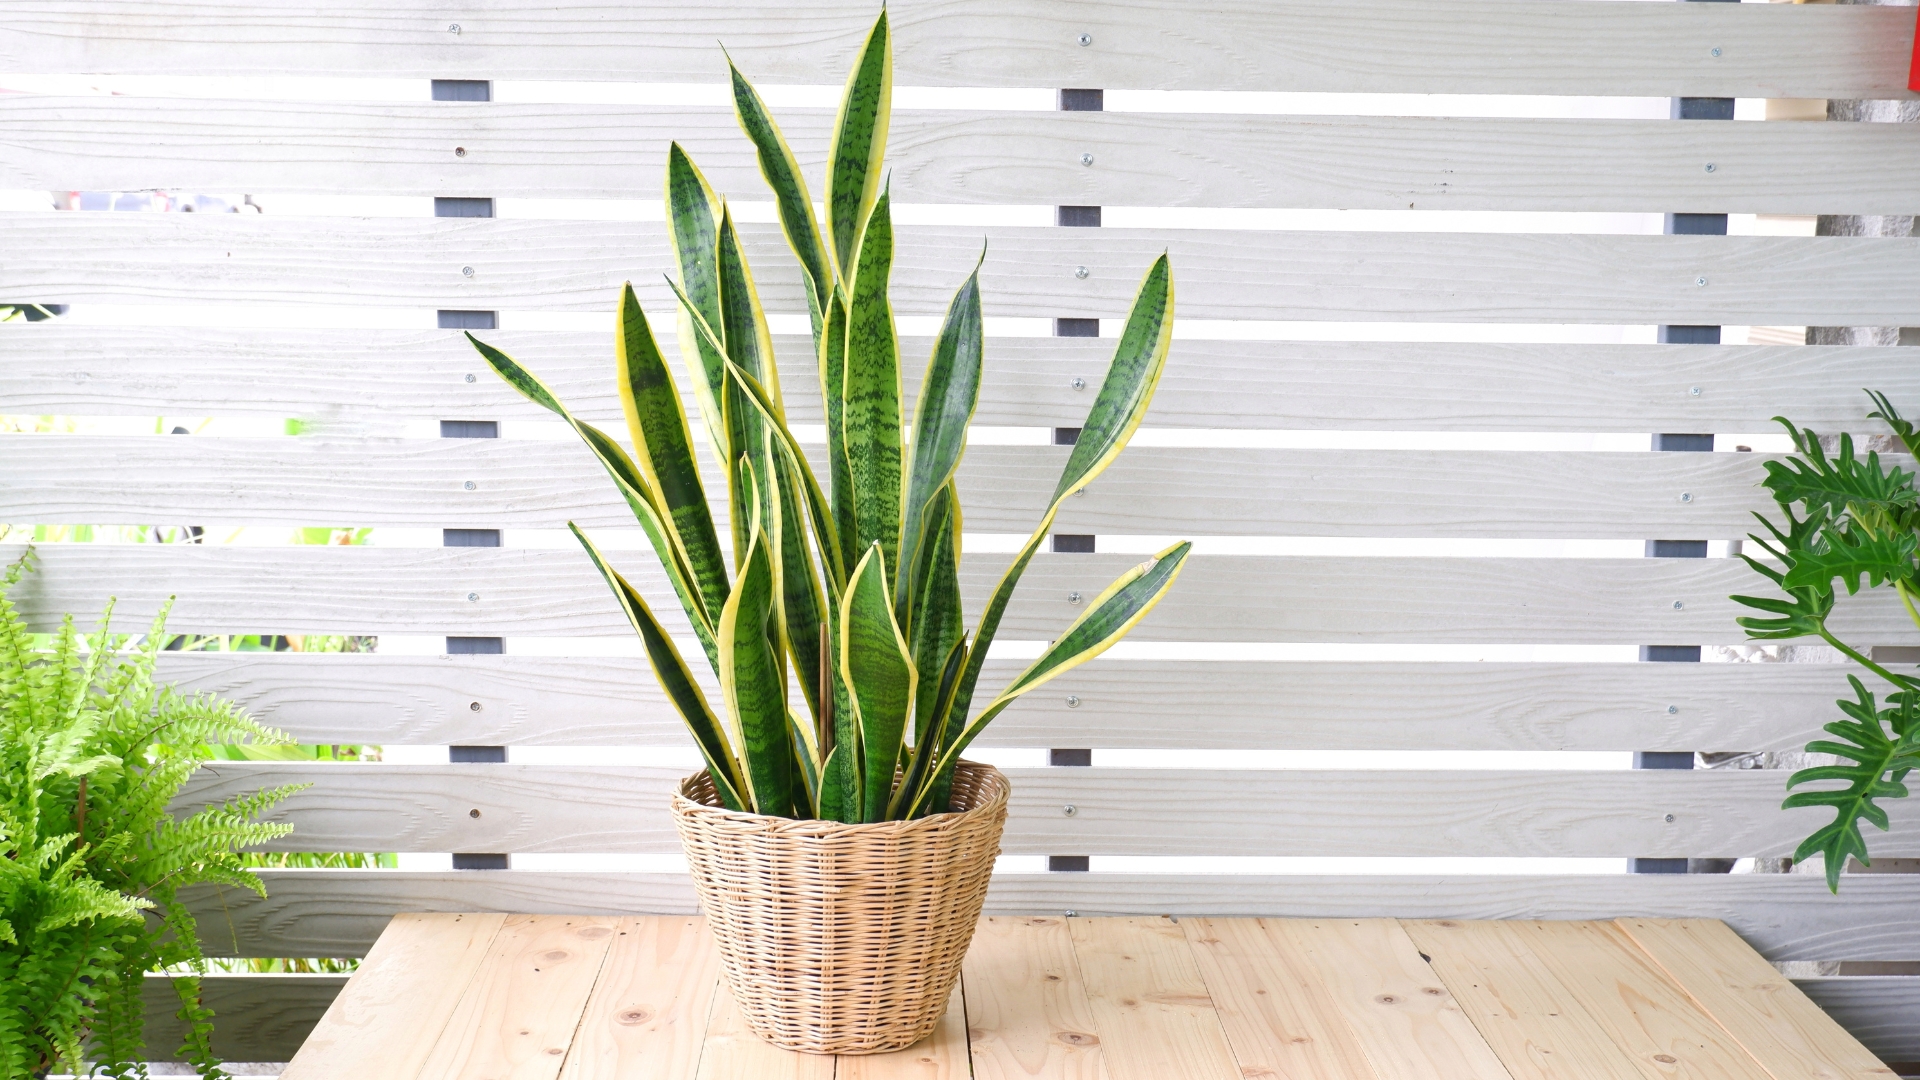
[418,914,623,1080]
[1403,919,1653,1080]
[964,916,1108,1080]
[1614,919,1897,1080]
[837,989,969,1080]
[1519,921,1773,1080]
[1067,917,1243,1080]
[282,912,505,1080]
[694,983,838,1080]
[1182,917,1380,1080]
[1266,918,1516,1080]
[560,916,721,1080]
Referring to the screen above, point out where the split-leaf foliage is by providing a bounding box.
[1,550,300,1077]
[472,11,1188,822]
[1733,392,1920,890]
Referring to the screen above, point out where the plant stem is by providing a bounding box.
[1898,579,1920,634]
[1819,625,1920,691]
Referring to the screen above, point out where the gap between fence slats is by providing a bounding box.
[1,0,1909,98]
[168,762,1920,859]
[4,545,1903,644]
[8,217,1920,325]
[14,101,1920,215]
[148,653,1851,753]
[7,329,1915,434]
[0,437,1799,537]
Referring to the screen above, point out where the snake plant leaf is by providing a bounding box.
[908,542,1192,819]
[716,206,783,415]
[840,543,917,822]
[943,255,1176,755]
[615,282,729,626]
[1785,677,1920,891]
[890,634,966,820]
[772,442,827,723]
[788,706,824,819]
[664,274,847,591]
[904,483,963,713]
[664,143,728,456]
[818,739,856,823]
[466,332,718,665]
[821,289,860,573]
[826,10,891,285]
[728,56,833,338]
[843,187,904,584]
[569,524,745,812]
[900,258,984,604]
[719,462,797,817]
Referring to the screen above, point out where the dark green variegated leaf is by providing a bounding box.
[840,543,915,822]
[728,58,833,339]
[771,445,827,724]
[664,273,847,591]
[788,707,823,819]
[716,206,783,413]
[826,10,891,285]
[900,260,983,599]
[467,332,718,666]
[903,483,962,695]
[891,635,965,820]
[615,283,729,626]
[908,542,1191,818]
[719,462,795,817]
[568,524,744,811]
[663,143,728,455]
[818,739,857,824]
[821,290,859,575]
[843,188,904,584]
[941,256,1176,759]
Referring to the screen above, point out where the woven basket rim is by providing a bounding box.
[671,760,1007,837]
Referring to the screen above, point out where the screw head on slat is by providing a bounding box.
[1071,377,1086,390]
[1689,386,1701,396]
[462,265,475,277]
[468,592,479,602]
[470,701,483,712]
[465,373,477,383]
[1066,695,1081,708]
[1665,814,1676,822]
[1075,265,1089,279]
[1080,153,1094,167]
[1063,804,1077,816]
[1672,600,1684,610]
[1667,705,1679,715]
[1710,46,1721,57]
[449,23,461,34]
[1077,33,1092,46]
[464,480,476,490]
[1704,163,1716,173]
[1679,492,1692,503]
[1068,591,1082,604]
[454,146,466,157]
[1696,276,1708,287]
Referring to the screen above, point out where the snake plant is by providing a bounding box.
[469,11,1187,822]
[1733,391,1920,890]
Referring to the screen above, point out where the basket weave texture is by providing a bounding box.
[671,761,1008,1054]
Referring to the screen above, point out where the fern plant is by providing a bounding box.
[1734,392,1920,890]
[0,549,301,1076]
[470,10,1188,822]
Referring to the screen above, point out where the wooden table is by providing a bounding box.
[280,913,1891,1080]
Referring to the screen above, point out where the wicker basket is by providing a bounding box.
[671,761,1009,1054]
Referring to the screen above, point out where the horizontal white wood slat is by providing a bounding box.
[7,328,1920,434]
[150,653,1850,753]
[178,870,1920,962]
[141,973,345,1064]
[0,436,1793,538]
[14,101,1920,215]
[7,544,1905,644]
[2,0,1909,98]
[1794,978,1920,1061]
[9,217,1920,324]
[173,762,1920,859]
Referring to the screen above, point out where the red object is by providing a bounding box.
[1910,5,1920,92]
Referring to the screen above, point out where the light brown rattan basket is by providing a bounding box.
[671,761,1008,1055]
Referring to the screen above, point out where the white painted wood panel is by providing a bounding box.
[6,544,1905,644]
[2,0,1908,98]
[180,870,1920,962]
[150,653,1850,753]
[8,216,1920,325]
[172,762,1920,858]
[1794,978,1920,1061]
[141,973,345,1064]
[0,436,1793,538]
[13,101,1920,215]
[10,328,1915,435]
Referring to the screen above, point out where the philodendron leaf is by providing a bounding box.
[900,257,984,606]
[663,143,728,458]
[907,541,1193,818]
[718,462,796,817]
[843,187,904,584]
[615,283,729,627]
[728,56,832,338]
[840,543,916,823]
[1785,676,1920,891]
[826,10,891,284]
[1780,524,1918,597]
[467,332,718,666]
[569,524,745,812]
[1763,419,1917,520]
